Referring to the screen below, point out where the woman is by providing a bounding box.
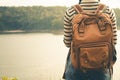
[63,0,117,80]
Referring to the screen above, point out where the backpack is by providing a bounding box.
[70,4,114,71]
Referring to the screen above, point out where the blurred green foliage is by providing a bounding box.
[0,6,66,31]
[114,8,120,29]
[0,6,119,32]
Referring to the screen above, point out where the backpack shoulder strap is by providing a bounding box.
[73,4,83,14]
[95,4,106,13]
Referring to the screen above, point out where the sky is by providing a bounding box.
[0,0,120,8]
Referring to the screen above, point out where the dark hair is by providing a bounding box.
[79,0,82,4]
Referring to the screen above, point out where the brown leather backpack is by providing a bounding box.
[70,4,114,71]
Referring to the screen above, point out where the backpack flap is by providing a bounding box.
[79,43,109,70]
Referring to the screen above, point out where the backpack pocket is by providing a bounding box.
[78,43,110,70]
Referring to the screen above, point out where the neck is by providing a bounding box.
[81,0,99,2]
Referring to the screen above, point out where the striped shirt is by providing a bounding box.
[63,1,117,48]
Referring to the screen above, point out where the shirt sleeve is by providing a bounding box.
[63,7,75,48]
[106,6,117,45]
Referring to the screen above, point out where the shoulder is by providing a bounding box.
[65,6,76,14]
[99,3,113,13]
[64,6,77,19]
[104,5,114,14]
